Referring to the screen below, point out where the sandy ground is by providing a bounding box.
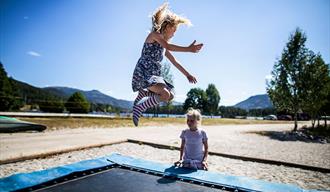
[0,123,329,190]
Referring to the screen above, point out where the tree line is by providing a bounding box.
[0,63,122,114]
[146,84,276,118]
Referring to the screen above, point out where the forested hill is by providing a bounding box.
[15,80,64,102]
[1,63,132,110]
[44,87,133,110]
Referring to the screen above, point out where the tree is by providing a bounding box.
[205,84,221,115]
[8,78,24,110]
[164,102,174,117]
[267,28,309,131]
[0,63,23,111]
[65,92,90,113]
[160,61,174,116]
[0,63,14,111]
[183,88,207,112]
[161,61,174,86]
[248,108,276,117]
[218,106,247,118]
[320,88,330,127]
[39,100,65,113]
[301,55,330,128]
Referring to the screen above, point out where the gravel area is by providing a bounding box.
[1,123,329,191]
[0,143,329,191]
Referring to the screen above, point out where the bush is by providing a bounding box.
[39,100,65,113]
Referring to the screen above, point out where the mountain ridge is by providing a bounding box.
[11,78,271,111]
[233,94,273,110]
[44,86,133,110]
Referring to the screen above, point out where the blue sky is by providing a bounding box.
[1,0,329,106]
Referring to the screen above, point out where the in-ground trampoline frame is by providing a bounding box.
[0,153,321,192]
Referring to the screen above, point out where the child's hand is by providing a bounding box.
[188,40,203,53]
[202,160,208,170]
[187,74,197,84]
[174,160,183,166]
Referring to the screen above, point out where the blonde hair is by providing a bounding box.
[186,108,202,122]
[152,2,192,33]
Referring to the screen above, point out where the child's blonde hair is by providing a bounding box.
[186,108,202,122]
[152,2,192,33]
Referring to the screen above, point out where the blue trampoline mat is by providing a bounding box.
[0,153,324,192]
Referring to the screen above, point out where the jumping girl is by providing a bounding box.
[132,3,203,126]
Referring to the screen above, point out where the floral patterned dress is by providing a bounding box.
[131,42,174,92]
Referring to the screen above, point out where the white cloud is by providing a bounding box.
[27,51,41,57]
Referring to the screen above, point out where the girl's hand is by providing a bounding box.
[174,160,183,166]
[187,74,197,84]
[188,40,203,53]
[202,160,208,170]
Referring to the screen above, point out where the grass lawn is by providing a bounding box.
[19,117,293,130]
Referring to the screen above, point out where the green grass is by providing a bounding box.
[19,117,292,130]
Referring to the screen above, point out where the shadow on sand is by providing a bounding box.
[246,130,328,144]
[157,166,197,184]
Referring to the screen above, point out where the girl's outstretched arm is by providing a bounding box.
[165,50,197,84]
[151,32,203,53]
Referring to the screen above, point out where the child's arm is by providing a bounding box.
[151,32,203,53]
[202,140,208,162]
[175,139,185,166]
[165,50,197,84]
[179,139,185,161]
[202,140,209,170]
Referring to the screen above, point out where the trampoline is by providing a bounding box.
[0,153,321,192]
[0,116,46,133]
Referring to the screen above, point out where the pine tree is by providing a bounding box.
[65,92,90,113]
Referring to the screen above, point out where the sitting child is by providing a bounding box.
[175,108,208,170]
